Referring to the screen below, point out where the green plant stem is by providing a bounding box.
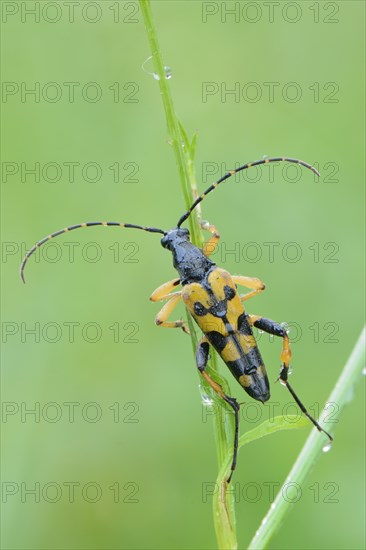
[139,0,200,245]
[248,325,366,549]
[139,2,237,548]
[214,416,309,550]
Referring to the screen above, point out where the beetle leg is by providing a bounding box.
[201,221,220,257]
[150,278,181,301]
[248,315,333,443]
[153,293,189,334]
[196,336,240,483]
[232,275,266,302]
[249,315,292,367]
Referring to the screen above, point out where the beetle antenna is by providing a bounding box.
[177,156,320,227]
[20,221,166,283]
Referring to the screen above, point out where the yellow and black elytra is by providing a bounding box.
[20,156,333,483]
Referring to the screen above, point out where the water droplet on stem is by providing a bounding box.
[142,55,172,80]
[322,442,332,453]
[199,384,214,406]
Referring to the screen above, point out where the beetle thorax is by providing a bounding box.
[161,228,215,285]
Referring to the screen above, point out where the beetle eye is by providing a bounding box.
[161,236,169,248]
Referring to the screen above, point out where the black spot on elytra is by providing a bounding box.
[237,313,252,336]
[206,331,227,352]
[243,348,263,374]
[194,302,206,316]
[224,285,236,300]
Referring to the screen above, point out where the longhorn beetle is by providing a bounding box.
[20,156,333,483]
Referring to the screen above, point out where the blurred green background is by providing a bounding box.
[2,1,365,549]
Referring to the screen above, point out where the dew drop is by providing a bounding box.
[199,384,214,406]
[142,55,172,80]
[362,366,366,376]
[164,66,172,80]
[322,442,332,453]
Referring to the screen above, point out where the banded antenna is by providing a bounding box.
[177,157,319,227]
[20,221,165,283]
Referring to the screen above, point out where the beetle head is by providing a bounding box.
[161,227,190,251]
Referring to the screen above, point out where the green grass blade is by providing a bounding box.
[248,326,366,549]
